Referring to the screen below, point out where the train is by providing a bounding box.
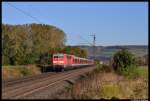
[52,53,94,71]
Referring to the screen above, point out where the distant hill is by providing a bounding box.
[73,45,148,61]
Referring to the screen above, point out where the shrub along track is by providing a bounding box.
[2,66,95,99]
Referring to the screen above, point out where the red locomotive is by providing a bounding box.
[52,53,94,71]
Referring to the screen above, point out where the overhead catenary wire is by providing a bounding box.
[6,3,95,49]
[7,2,43,24]
[77,34,93,46]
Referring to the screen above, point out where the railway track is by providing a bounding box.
[2,66,95,99]
[2,72,56,87]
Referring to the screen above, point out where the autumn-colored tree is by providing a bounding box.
[2,24,66,65]
[61,46,88,58]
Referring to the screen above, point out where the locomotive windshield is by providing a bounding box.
[54,56,58,58]
[53,54,64,58]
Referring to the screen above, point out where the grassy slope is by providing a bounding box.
[135,66,148,80]
[54,66,148,99]
[2,65,41,80]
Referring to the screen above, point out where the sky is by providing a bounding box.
[2,2,148,46]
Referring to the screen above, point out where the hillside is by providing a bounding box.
[75,45,148,61]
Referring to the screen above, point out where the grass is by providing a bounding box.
[136,66,148,80]
[100,84,122,99]
[2,65,41,80]
[100,77,148,99]
[2,66,22,80]
[125,66,148,80]
[53,65,148,99]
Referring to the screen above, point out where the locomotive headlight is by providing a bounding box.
[59,61,64,63]
[53,61,57,63]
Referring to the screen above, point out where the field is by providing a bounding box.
[97,48,148,58]
[80,45,148,59]
[54,66,148,99]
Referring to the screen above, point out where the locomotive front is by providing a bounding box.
[53,53,65,71]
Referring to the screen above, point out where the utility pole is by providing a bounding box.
[90,34,96,60]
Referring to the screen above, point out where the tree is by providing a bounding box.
[2,24,66,65]
[61,46,88,58]
[112,49,137,75]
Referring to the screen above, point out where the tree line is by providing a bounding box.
[2,23,88,65]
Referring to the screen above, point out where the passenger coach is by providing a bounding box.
[52,53,94,71]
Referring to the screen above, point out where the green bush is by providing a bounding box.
[101,64,112,72]
[95,63,102,72]
[112,49,137,76]
[17,67,32,76]
[95,63,112,73]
